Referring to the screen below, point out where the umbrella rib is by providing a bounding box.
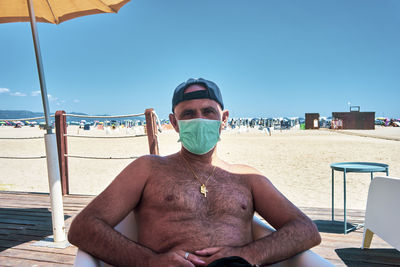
[45,0,59,24]
[98,0,118,13]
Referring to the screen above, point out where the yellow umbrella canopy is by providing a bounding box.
[0,0,130,24]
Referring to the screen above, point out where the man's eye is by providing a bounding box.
[182,111,193,117]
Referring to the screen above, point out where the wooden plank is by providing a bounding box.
[0,209,52,217]
[0,234,54,244]
[0,242,77,258]
[0,256,72,267]
[0,203,82,213]
[0,248,75,264]
[0,240,77,255]
[0,222,52,232]
[0,228,53,238]
[0,214,51,223]
[0,218,51,226]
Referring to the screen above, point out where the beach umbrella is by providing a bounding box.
[0,0,130,243]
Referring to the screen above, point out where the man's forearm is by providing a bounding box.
[68,215,154,267]
[240,218,321,265]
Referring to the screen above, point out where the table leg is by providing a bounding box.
[344,170,347,234]
[331,169,334,221]
[386,168,389,176]
[371,172,373,181]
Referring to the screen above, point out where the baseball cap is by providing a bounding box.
[172,78,224,112]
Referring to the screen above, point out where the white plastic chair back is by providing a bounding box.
[362,176,400,251]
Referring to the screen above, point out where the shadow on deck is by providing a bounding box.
[0,207,61,252]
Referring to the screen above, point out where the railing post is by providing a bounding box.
[55,110,69,195]
[145,108,159,155]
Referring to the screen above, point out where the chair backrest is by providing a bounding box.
[364,176,400,251]
[114,211,138,241]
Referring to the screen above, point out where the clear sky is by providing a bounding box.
[1,0,399,119]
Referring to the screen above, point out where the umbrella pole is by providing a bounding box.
[27,0,51,134]
[27,0,66,243]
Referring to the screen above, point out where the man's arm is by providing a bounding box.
[68,155,204,267]
[68,156,154,266]
[244,171,321,264]
[196,167,321,265]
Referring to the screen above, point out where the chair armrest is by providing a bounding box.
[74,249,99,267]
[269,250,334,267]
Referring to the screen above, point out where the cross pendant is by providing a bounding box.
[200,184,208,198]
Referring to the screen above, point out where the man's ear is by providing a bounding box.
[221,110,229,128]
[169,113,179,133]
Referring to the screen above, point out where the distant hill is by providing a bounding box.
[0,110,45,120]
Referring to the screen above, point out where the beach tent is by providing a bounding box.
[0,0,130,243]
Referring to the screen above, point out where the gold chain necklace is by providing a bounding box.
[180,153,216,198]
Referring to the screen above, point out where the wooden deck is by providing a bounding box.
[0,191,399,266]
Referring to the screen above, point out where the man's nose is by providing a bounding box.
[196,115,207,119]
[192,111,207,119]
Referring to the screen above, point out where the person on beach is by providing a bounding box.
[68,78,321,267]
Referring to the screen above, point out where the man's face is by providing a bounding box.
[169,84,229,131]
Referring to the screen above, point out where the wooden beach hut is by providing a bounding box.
[305,113,320,129]
[332,106,375,130]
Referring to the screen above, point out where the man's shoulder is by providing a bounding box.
[222,160,262,176]
[132,153,178,169]
[117,154,176,184]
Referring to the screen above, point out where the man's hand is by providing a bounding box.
[146,250,206,267]
[195,246,248,266]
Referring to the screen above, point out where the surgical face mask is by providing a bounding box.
[177,118,221,155]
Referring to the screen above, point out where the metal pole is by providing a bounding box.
[343,170,347,234]
[45,134,66,242]
[331,169,334,222]
[26,0,66,242]
[27,0,52,134]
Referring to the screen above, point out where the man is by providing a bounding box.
[68,78,321,267]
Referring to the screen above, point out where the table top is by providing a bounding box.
[330,162,389,172]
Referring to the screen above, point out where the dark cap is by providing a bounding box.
[172,78,224,112]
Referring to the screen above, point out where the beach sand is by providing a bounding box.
[0,125,399,210]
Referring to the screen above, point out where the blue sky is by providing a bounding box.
[1,0,399,119]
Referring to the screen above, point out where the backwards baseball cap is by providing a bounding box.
[172,78,224,112]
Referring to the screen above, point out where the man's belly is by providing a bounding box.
[137,216,253,253]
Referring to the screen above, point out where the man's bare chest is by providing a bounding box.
[140,168,254,220]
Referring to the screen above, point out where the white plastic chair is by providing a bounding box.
[362,176,400,251]
[73,213,333,267]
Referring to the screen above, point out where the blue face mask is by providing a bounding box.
[178,118,221,155]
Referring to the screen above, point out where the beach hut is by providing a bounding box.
[332,106,375,130]
[305,113,320,129]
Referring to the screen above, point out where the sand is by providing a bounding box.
[0,125,399,210]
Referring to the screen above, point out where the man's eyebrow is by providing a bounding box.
[201,106,217,112]
[180,108,195,115]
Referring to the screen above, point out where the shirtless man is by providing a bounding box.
[68,78,321,267]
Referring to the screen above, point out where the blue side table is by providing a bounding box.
[330,162,389,234]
